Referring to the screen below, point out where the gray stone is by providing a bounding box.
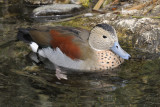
[32,4,83,17]
[25,0,54,5]
[117,18,160,53]
[151,5,160,16]
[135,0,152,3]
[84,13,93,17]
[103,13,160,53]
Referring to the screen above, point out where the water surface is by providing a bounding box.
[0,1,160,107]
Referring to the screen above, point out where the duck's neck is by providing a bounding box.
[90,50,124,70]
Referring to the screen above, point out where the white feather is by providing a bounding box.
[30,42,38,53]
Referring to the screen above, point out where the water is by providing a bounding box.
[0,0,160,107]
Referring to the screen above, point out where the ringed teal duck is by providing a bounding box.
[17,24,130,79]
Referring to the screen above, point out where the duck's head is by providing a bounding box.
[89,23,131,60]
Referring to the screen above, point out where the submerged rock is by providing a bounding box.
[24,0,54,5]
[32,4,84,20]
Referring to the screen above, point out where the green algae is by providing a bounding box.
[58,17,93,30]
[80,0,90,7]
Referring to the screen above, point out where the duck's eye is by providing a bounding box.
[103,35,107,38]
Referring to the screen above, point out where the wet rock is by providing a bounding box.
[151,5,160,16]
[32,4,84,20]
[104,13,118,21]
[33,4,83,16]
[24,0,54,5]
[115,18,160,53]
[84,13,93,17]
[24,0,76,5]
[103,1,160,54]
[121,9,140,16]
[135,0,152,3]
[70,0,81,4]
[103,13,160,53]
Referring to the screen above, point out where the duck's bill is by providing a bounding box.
[111,41,131,60]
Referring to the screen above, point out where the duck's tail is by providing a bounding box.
[17,28,33,43]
